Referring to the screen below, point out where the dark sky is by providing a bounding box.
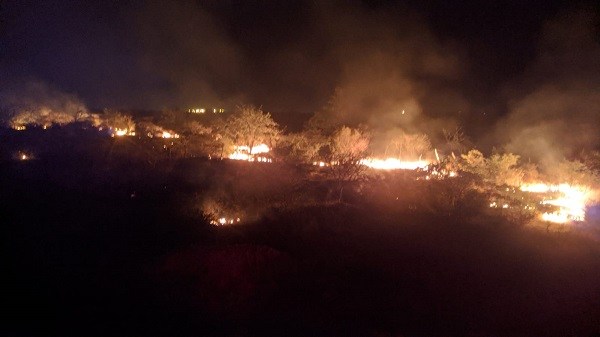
[1,0,599,148]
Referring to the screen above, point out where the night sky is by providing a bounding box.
[1,1,599,148]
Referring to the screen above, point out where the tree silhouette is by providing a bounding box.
[223,105,281,156]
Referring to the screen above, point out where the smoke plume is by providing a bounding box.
[0,79,88,127]
[494,9,600,166]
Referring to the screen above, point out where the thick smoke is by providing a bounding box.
[2,0,598,157]
[0,79,88,127]
[301,2,467,154]
[494,9,600,167]
[129,2,245,109]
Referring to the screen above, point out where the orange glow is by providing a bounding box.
[111,128,135,137]
[360,157,429,170]
[210,217,241,226]
[520,183,590,223]
[161,131,179,139]
[114,129,127,136]
[15,151,32,161]
[229,143,271,162]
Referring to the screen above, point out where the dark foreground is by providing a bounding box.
[2,129,600,337]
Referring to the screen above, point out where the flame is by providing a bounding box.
[360,157,430,170]
[161,131,179,139]
[111,128,135,137]
[520,183,590,223]
[229,143,271,162]
[210,217,241,226]
[234,143,269,155]
[114,129,128,136]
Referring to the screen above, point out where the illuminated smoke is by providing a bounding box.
[138,121,180,139]
[1,80,88,129]
[493,9,600,167]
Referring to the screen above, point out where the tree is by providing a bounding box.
[443,126,467,155]
[387,131,431,159]
[181,121,216,157]
[460,149,487,177]
[284,129,328,164]
[185,121,212,136]
[306,87,347,135]
[460,149,524,187]
[223,105,281,156]
[102,109,135,133]
[324,126,370,202]
[487,152,524,187]
[328,126,370,181]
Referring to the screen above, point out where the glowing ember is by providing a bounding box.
[360,157,430,170]
[520,183,590,223]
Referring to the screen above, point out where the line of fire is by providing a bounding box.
[5,104,599,229]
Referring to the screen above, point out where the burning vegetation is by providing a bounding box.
[3,101,600,227]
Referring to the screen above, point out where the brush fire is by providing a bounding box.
[519,183,591,223]
[111,128,135,137]
[360,157,430,170]
[5,107,599,227]
[228,143,272,162]
[209,217,242,226]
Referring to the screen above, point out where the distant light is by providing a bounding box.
[16,151,32,161]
